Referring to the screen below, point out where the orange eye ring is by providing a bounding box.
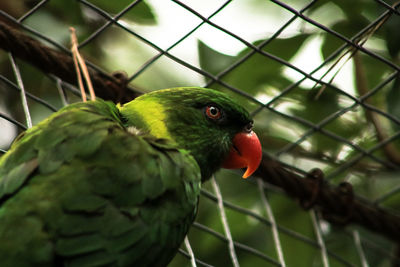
[205,105,222,120]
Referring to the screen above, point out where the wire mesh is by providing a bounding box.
[1,0,400,266]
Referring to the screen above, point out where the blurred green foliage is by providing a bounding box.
[1,0,400,266]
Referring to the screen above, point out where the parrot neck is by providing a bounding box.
[118,95,231,182]
[118,98,173,141]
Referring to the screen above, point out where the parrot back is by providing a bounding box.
[0,100,201,267]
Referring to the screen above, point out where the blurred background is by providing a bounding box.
[1,0,400,266]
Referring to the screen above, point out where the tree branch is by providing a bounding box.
[354,52,400,165]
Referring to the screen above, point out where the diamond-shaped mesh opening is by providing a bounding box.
[1,0,400,266]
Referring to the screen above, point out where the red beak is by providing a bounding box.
[222,131,262,178]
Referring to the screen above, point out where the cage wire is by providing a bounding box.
[1,0,400,266]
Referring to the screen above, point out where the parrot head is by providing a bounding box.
[119,87,262,181]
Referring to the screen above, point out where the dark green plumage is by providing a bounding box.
[0,87,254,266]
[121,87,252,180]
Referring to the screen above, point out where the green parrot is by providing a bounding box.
[0,87,262,266]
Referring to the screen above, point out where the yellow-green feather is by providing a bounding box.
[118,98,172,140]
[0,99,201,266]
[119,87,252,180]
[0,86,253,266]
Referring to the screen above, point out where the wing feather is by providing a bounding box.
[0,99,201,266]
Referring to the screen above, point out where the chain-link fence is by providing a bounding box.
[1,0,400,266]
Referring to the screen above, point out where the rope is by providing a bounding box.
[0,19,139,104]
[255,154,400,242]
[1,17,400,244]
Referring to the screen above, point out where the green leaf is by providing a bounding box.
[43,1,84,25]
[89,0,156,24]
[385,14,400,58]
[387,74,400,131]
[308,0,375,20]
[359,53,391,91]
[288,87,363,155]
[199,34,310,95]
[198,40,237,75]
[321,19,368,60]
[288,87,341,123]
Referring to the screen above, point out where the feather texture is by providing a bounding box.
[0,100,201,266]
[0,87,257,266]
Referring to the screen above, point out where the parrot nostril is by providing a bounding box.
[244,122,253,133]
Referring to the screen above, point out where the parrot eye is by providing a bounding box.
[205,105,222,120]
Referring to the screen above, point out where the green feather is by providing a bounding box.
[0,159,37,197]
[0,87,253,266]
[55,234,104,256]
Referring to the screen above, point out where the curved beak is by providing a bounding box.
[222,130,262,178]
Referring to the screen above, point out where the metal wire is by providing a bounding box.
[352,230,369,267]
[207,0,319,89]
[78,0,143,48]
[178,248,215,267]
[128,0,233,82]
[0,74,58,112]
[270,0,400,72]
[200,189,355,266]
[8,54,32,128]
[310,211,330,267]
[55,78,69,107]
[211,176,239,267]
[0,112,27,131]
[0,0,400,266]
[257,179,286,267]
[17,0,49,22]
[184,236,197,267]
[192,222,280,266]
